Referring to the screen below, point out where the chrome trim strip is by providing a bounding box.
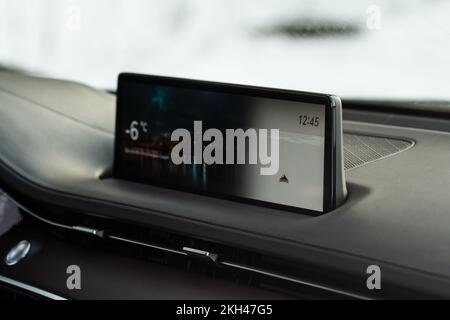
[0,188,104,236]
[108,235,188,256]
[108,237,370,299]
[182,247,219,263]
[0,275,67,300]
[72,225,100,236]
[1,188,370,299]
[221,261,372,300]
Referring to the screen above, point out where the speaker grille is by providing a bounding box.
[343,133,414,171]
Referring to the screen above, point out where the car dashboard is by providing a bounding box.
[0,71,450,299]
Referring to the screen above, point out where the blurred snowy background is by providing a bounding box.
[0,0,449,100]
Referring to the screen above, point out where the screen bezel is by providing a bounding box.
[114,73,334,215]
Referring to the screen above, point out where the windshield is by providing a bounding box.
[0,0,449,101]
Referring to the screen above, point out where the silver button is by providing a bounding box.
[5,240,31,266]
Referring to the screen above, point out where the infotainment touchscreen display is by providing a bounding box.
[114,73,346,214]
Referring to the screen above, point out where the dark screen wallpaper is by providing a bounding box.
[118,82,254,192]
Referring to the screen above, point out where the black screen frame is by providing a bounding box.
[114,73,335,215]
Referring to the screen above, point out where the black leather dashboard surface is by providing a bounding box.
[1,72,450,297]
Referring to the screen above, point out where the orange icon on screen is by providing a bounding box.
[279,174,289,183]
